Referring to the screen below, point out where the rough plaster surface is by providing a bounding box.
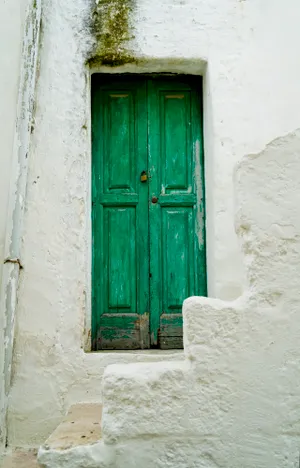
[6,0,300,452]
[0,0,28,276]
[39,130,300,467]
[99,130,300,467]
[0,0,31,452]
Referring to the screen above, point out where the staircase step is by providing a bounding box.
[38,404,108,467]
[41,403,102,451]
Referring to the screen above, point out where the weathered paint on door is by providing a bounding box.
[92,75,206,350]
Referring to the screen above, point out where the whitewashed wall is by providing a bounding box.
[0,1,28,266]
[0,0,30,451]
[39,130,300,468]
[6,0,300,450]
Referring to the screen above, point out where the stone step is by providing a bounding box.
[42,403,102,451]
[38,403,107,468]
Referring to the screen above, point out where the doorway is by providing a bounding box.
[91,74,206,350]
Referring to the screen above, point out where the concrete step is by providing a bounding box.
[37,403,111,468]
[42,403,102,451]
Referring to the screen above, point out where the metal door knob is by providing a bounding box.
[151,196,158,204]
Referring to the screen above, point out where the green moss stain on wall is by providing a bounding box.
[90,0,136,66]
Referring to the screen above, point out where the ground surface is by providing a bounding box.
[1,404,102,467]
[1,450,38,467]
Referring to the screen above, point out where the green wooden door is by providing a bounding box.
[92,75,206,350]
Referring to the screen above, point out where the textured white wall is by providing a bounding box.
[0,0,30,451]
[0,0,26,266]
[99,129,300,468]
[7,0,300,450]
[39,129,300,468]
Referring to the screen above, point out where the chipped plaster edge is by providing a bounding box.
[0,0,42,451]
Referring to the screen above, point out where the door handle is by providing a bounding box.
[151,196,158,204]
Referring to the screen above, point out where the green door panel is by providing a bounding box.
[148,78,206,348]
[92,75,206,350]
[92,76,149,350]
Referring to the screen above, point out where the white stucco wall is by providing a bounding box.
[0,0,28,266]
[0,0,30,451]
[39,129,300,468]
[40,129,300,468]
[7,0,300,449]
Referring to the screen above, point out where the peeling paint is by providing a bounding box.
[194,139,204,247]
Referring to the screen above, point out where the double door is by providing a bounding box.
[92,75,206,350]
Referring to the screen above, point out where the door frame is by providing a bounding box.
[85,70,208,352]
